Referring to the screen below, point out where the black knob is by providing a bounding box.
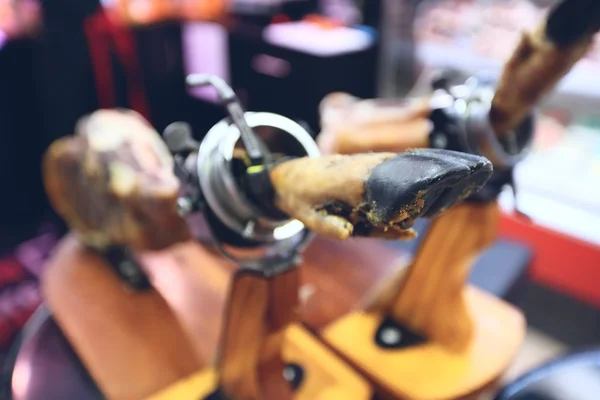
[163,122,199,155]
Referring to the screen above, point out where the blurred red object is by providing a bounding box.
[501,212,600,309]
[84,9,151,119]
[271,13,291,24]
[0,256,41,349]
[0,259,28,287]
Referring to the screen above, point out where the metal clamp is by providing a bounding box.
[195,112,320,244]
[428,72,534,170]
[464,98,534,169]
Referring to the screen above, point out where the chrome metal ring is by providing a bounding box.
[196,112,320,244]
[431,71,534,169]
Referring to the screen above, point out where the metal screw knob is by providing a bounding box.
[163,122,199,154]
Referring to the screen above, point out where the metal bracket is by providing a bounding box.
[427,71,534,170]
[97,246,151,291]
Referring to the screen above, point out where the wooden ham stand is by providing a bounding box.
[32,74,514,400]
[316,7,600,400]
[38,107,376,400]
[316,3,600,394]
[319,89,525,400]
[316,98,532,400]
[315,93,526,399]
[322,202,525,400]
[37,104,491,399]
[43,227,373,399]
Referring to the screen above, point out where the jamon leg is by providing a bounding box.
[269,149,492,240]
[491,0,600,136]
[43,109,191,251]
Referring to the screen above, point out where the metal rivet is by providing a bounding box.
[119,261,138,278]
[380,327,402,346]
[432,134,448,149]
[177,197,193,216]
[283,366,295,382]
[242,220,256,238]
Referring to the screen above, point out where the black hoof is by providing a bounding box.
[365,149,492,224]
[413,149,493,217]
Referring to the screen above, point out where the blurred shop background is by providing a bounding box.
[0,0,599,386]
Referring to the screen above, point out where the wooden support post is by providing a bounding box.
[387,202,500,351]
[217,268,298,400]
[148,261,373,400]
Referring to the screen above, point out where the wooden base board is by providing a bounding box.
[141,235,407,364]
[43,237,203,400]
[42,235,402,399]
[147,324,372,400]
[322,286,526,400]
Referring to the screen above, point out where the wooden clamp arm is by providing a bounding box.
[269,149,492,241]
[491,0,600,136]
